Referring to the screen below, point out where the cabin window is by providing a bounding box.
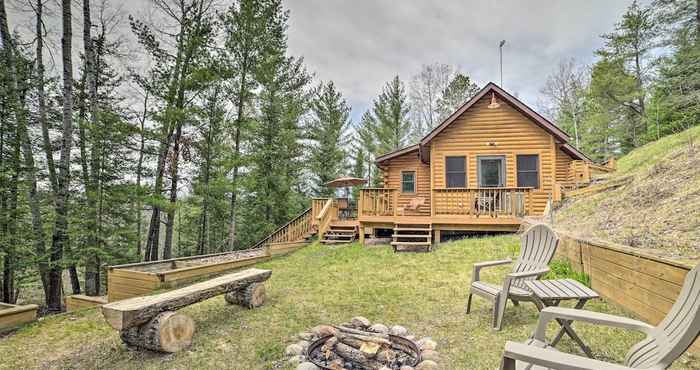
[477,156,506,187]
[517,154,540,188]
[445,156,467,188]
[401,171,416,193]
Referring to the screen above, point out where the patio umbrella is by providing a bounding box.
[324,177,367,188]
[325,177,367,199]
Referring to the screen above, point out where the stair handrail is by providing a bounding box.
[316,198,335,238]
[248,207,313,252]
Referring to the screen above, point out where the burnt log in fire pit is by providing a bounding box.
[307,326,421,370]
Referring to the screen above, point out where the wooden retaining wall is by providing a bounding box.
[553,230,700,353]
[0,303,38,331]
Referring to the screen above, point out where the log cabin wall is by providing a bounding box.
[555,146,574,185]
[428,95,556,215]
[380,149,431,216]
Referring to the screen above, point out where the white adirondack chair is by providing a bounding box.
[467,224,560,330]
[501,264,700,370]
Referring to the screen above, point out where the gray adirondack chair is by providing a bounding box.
[501,263,700,370]
[467,223,559,330]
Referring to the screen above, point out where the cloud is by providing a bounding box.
[285,0,632,122]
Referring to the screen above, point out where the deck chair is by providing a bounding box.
[467,224,559,330]
[397,197,425,216]
[500,263,700,370]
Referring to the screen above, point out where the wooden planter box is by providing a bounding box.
[0,303,38,331]
[107,249,271,302]
[65,295,108,312]
[268,241,309,256]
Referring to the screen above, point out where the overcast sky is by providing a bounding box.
[7,0,635,123]
[285,0,633,122]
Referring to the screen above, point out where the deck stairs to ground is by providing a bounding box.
[391,223,433,252]
[321,223,357,245]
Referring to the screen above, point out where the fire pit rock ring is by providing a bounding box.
[284,316,440,370]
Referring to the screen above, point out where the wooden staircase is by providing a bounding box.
[321,223,357,245]
[391,223,433,252]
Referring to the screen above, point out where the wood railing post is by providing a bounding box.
[358,190,364,218]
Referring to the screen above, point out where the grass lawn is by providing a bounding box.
[1,236,698,369]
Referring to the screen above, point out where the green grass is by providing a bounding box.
[0,238,697,369]
[615,125,700,176]
[545,260,592,287]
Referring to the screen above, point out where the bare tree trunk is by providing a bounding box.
[47,0,77,312]
[33,0,58,196]
[163,123,182,260]
[135,92,148,259]
[82,0,101,296]
[2,133,19,304]
[227,68,247,250]
[19,99,50,299]
[144,29,187,263]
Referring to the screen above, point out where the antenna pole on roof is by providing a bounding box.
[499,40,506,88]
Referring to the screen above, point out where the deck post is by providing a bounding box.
[433,227,441,245]
[358,190,363,218]
[358,222,365,245]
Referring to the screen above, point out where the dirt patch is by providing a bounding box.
[555,146,700,260]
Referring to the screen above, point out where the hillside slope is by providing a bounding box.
[554,126,700,260]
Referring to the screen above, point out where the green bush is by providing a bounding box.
[545,260,591,287]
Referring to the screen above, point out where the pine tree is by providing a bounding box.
[307,81,351,196]
[372,76,411,155]
[596,0,656,145]
[355,111,379,186]
[436,73,480,121]
[221,0,277,249]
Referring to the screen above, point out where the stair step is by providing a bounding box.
[392,234,431,239]
[321,239,354,244]
[323,234,355,240]
[394,227,432,232]
[390,241,432,246]
[327,230,356,234]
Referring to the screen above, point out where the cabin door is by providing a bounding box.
[477,156,506,187]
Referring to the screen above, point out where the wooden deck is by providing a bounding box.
[358,215,521,231]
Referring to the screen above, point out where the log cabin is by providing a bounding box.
[244,83,609,252]
[352,82,595,250]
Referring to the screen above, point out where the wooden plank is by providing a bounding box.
[102,268,272,330]
[0,304,38,331]
[590,256,682,302]
[109,268,160,281]
[590,245,687,285]
[592,275,668,325]
[65,295,108,312]
[590,266,676,316]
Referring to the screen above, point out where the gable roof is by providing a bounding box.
[420,82,571,146]
[560,143,592,162]
[375,144,419,164]
[374,82,591,165]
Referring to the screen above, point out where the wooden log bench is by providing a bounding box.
[101,268,272,353]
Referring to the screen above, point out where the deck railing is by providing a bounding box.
[311,198,330,224]
[358,188,397,217]
[432,187,532,217]
[249,207,315,250]
[316,198,336,237]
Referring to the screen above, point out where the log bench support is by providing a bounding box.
[102,268,272,353]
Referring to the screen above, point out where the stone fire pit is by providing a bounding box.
[285,317,440,370]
